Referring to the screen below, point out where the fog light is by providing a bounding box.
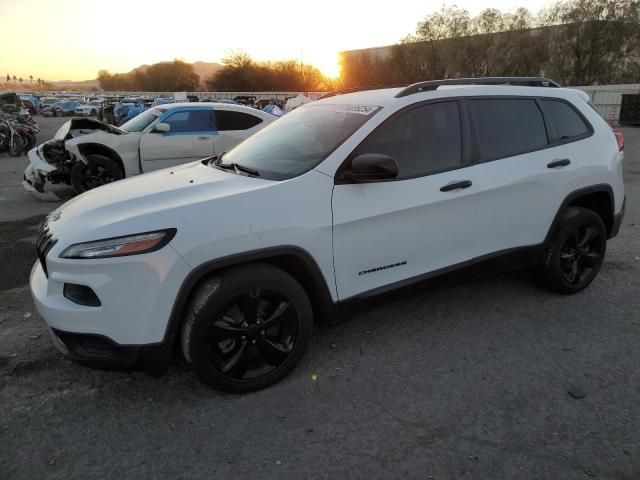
[63,283,101,307]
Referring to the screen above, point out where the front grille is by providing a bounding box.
[36,220,57,277]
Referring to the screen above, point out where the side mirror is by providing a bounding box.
[154,122,170,133]
[343,153,399,182]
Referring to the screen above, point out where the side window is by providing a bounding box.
[470,99,548,161]
[539,100,590,141]
[354,101,462,179]
[163,111,190,132]
[163,110,215,133]
[215,110,263,131]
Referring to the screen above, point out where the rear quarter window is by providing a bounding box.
[539,99,590,141]
[470,98,548,161]
[215,110,263,131]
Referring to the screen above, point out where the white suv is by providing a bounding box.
[30,77,626,392]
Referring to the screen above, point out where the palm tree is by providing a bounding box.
[5,74,9,83]
[12,75,16,84]
[29,75,33,84]
[19,77,23,87]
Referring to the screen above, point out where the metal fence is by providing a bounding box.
[572,84,640,125]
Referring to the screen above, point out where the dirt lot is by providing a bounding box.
[1,116,640,479]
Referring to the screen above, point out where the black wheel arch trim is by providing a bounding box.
[543,183,616,244]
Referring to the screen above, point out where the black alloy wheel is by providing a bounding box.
[559,225,605,285]
[208,289,298,380]
[541,206,607,294]
[181,263,313,393]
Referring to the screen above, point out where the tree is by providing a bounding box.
[12,75,16,83]
[340,0,640,88]
[206,51,331,91]
[18,77,23,86]
[5,74,9,82]
[29,75,33,84]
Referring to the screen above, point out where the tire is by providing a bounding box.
[9,134,25,157]
[181,263,313,393]
[55,109,62,117]
[70,154,123,194]
[540,206,607,294]
[24,132,36,151]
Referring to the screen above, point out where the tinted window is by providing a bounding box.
[355,101,462,179]
[470,99,548,161]
[539,100,589,140]
[216,110,262,130]
[164,110,215,133]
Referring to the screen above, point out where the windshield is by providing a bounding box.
[120,107,164,132]
[216,103,379,180]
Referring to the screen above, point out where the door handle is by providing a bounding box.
[547,158,571,168]
[197,136,210,141]
[440,180,472,192]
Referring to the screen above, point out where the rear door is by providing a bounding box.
[468,97,584,258]
[140,109,216,172]
[332,100,481,300]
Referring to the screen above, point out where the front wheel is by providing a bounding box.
[70,154,123,193]
[180,263,313,393]
[540,206,607,294]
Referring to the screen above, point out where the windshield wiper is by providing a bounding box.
[217,160,260,176]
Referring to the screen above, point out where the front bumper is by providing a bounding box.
[30,239,192,347]
[23,147,56,191]
[609,196,626,239]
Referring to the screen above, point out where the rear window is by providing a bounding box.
[539,100,590,140]
[215,110,262,130]
[470,99,548,161]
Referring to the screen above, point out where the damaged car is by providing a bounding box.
[23,103,276,196]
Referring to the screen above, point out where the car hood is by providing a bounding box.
[49,161,276,238]
[56,118,124,140]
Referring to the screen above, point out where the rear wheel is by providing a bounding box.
[540,206,607,294]
[181,264,313,393]
[70,154,123,193]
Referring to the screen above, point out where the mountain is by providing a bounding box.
[51,61,223,89]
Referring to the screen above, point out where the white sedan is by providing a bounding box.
[74,100,102,116]
[23,103,276,196]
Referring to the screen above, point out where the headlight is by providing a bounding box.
[60,229,176,259]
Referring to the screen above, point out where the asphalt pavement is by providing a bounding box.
[1,117,639,479]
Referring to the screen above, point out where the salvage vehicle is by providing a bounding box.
[30,77,625,393]
[53,101,82,117]
[74,100,102,116]
[39,97,59,111]
[23,103,275,195]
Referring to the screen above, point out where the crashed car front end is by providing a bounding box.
[23,118,125,199]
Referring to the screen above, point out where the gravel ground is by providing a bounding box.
[1,117,639,479]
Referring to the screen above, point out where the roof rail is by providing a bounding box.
[394,77,561,98]
[317,84,408,100]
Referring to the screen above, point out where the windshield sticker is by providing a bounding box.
[343,105,379,115]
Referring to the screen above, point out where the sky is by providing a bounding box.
[0,0,553,81]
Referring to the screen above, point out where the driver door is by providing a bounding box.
[332,100,480,300]
[140,109,216,172]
